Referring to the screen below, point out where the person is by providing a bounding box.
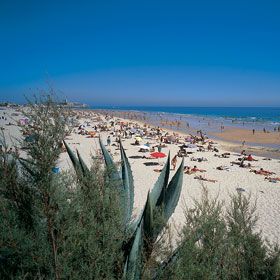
[216,165,230,171]
[107,135,111,146]
[171,155,177,170]
[184,166,194,174]
[230,159,252,168]
[252,129,255,135]
[265,177,280,182]
[191,165,206,173]
[207,143,213,151]
[250,168,275,176]
[246,154,258,161]
[194,175,217,183]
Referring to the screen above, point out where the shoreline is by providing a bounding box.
[91,109,280,160]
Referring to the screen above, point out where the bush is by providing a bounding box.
[160,188,280,280]
[0,94,125,279]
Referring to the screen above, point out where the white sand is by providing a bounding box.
[2,107,280,244]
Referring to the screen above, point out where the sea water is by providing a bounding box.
[91,106,280,131]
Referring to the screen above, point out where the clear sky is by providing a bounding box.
[0,0,280,106]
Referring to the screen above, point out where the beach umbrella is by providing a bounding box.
[135,136,143,142]
[150,152,166,158]
[150,151,167,165]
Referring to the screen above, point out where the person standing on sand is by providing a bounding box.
[252,129,255,135]
[171,155,177,170]
[107,135,111,146]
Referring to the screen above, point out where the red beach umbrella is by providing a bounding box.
[150,152,166,159]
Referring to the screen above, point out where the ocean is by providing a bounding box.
[91,106,280,131]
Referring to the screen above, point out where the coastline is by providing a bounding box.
[91,109,280,159]
[210,127,280,159]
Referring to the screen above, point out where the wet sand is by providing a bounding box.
[212,127,280,146]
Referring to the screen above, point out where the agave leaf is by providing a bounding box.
[76,149,90,175]
[129,153,170,239]
[125,222,143,280]
[127,209,144,234]
[163,158,184,221]
[99,137,120,180]
[151,152,170,208]
[143,192,153,239]
[63,140,81,173]
[120,140,134,225]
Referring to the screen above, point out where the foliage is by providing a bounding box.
[157,188,280,280]
[1,94,279,280]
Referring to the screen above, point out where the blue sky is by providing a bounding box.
[0,0,280,106]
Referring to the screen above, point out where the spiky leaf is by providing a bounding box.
[99,137,120,180]
[163,158,184,221]
[127,209,144,234]
[76,150,90,175]
[125,222,143,280]
[129,153,170,238]
[120,141,134,225]
[143,192,153,239]
[151,152,170,208]
[63,140,81,173]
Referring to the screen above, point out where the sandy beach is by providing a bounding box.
[213,127,280,146]
[1,107,280,245]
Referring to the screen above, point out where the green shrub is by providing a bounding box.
[159,188,280,280]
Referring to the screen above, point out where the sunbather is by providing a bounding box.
[191,165,206,173]
[184,166,194,174]
[194,175,217,183]
[250,168,275,175]
[246,154,258,161]
[216,165,230,171]
[214,153,230,158]
[153,168,163,172]
[231,158,252,168]
[265,177,280,182]
[191,157,208,162]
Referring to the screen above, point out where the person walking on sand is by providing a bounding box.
[107,135,111,146]
[171,155,178,170]
[252,129,255,135]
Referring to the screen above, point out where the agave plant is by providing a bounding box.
[64,137,184,279]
